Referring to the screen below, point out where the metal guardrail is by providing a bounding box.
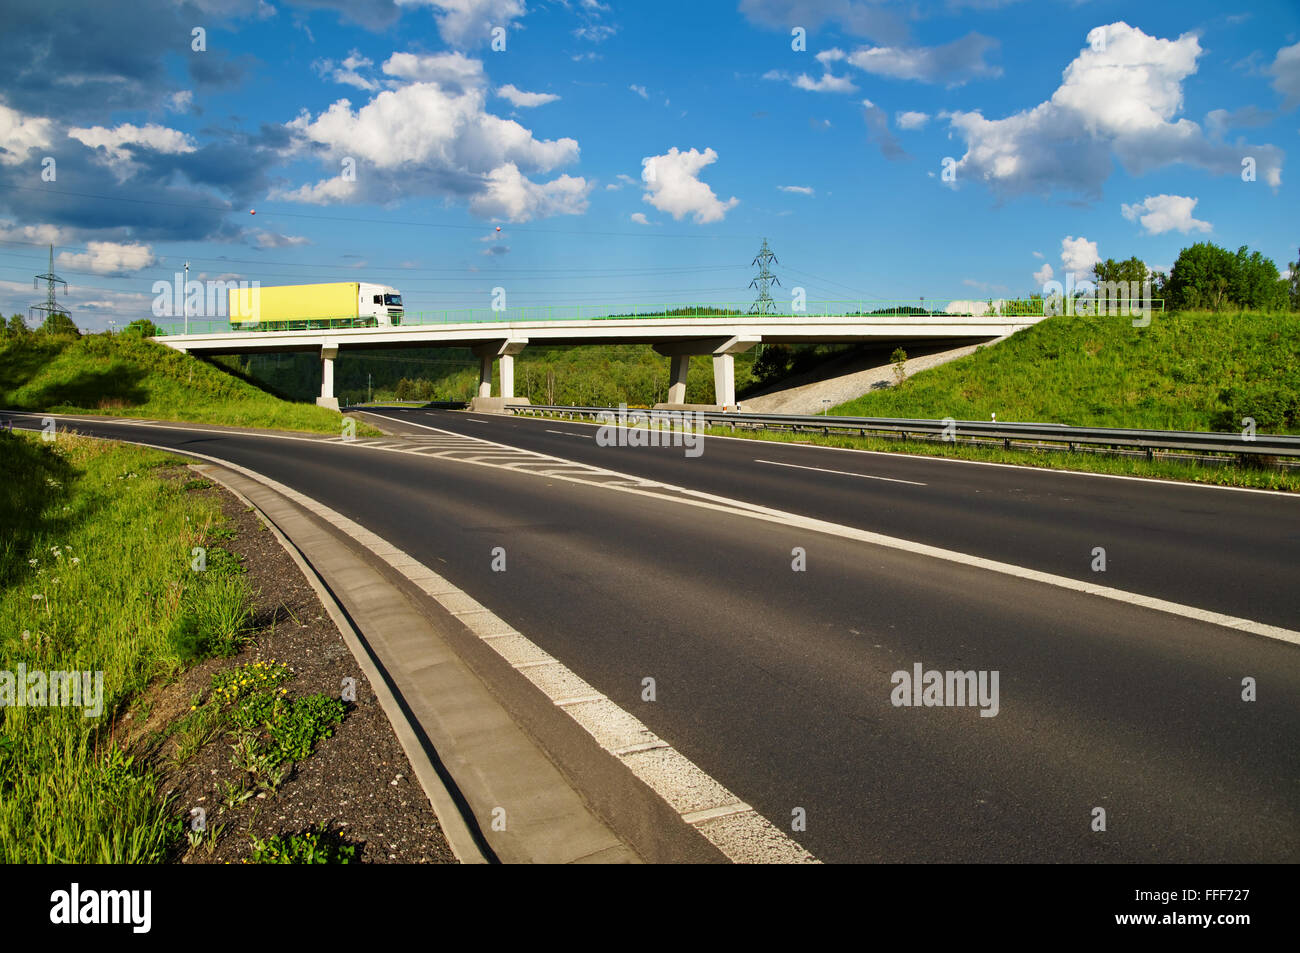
[510,405,1300,459]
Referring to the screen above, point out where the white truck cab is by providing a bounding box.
[359,283,404,326]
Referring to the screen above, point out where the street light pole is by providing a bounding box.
[183,261,190,334]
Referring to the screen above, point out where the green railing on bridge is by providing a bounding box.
[152,297,1162,337]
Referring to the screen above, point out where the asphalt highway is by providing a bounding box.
[11,409,1299,863]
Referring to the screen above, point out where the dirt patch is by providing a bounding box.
[124,470,456,864]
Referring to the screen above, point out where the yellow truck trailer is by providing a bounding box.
[228,281,403,331]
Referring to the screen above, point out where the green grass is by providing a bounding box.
[0,430,253,862]
[834,310,1300,433]
[698,424,1300,492]
[0,332,379,435]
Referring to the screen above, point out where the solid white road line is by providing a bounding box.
[755,458,927,486]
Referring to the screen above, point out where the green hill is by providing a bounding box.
[0,332,359,434]
[834,310,1300,433]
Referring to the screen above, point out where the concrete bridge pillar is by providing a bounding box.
[654,336,758,409]
[667,354,690,404]
[317,345,339,410]
[472,339,529,399]
[712,353,736,410]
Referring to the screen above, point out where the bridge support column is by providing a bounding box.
[712,353,735,410]
[477,352,493,398]
[499,353,516,400]
[472,339,529,401]
[317,346,339,411]
[653,336,758,409]
[667,354,690,404]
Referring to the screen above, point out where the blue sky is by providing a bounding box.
[1,0,1297,328]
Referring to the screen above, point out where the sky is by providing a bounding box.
[0,0,1297,329]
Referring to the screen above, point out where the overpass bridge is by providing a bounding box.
[153,302,1047,410]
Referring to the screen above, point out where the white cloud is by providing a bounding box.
[764,69,857,93]
[274,56,589,222]
[1033,262,1054,286]
[630,212,652,225]
[66,122,196,179]
[1269,41,1300,109]
[0,104,53,167]
[794,72,857,93]
[407,0,528,48]
[0,220,66,244]
[254,231,311,248]
[573,24,617,42]
[895,110,930,130]
[469,163,589,221]
[1120,193,1212,234]
[641,147,738,224]
[846,33,1001,86]
[946,23,1284,198]
[382,51,485,90]
[166,90,194,113]
[629,84,649,99]
[57,241,156,275]
[778,185,814,195]
[497,84,559,108]
[313,51,379,91]
[1061,235,1099,279]
[1031,250,1044,259]
[816,48,847,66]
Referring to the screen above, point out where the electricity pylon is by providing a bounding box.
[748,238,780,314]
[30,244,69,326]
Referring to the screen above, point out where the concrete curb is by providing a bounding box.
[193,462,641,865]
[194,464,490,864]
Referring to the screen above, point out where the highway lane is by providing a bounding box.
[11,412,1300,863]
[364,407,1300,630]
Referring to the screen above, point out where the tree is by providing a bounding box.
[123,318,158,337]
[4,314,32,340]
[1286,247,1299,312]
[1165,242,1288,311]
[891,347,908,386]
[39,312,80,337]
[1229,246,1288,311]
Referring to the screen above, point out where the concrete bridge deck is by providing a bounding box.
[156,313,1043,410]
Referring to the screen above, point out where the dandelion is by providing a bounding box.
[21,631,30,642]
[28,558,38,568]
[71,557,80,566]
[32,594,43,601]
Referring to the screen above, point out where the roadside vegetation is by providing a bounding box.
[833,309,1300,434]
[1,316,377,435]
[0,430,248,861]
[0,430,352,862]
[697,424,1300,493]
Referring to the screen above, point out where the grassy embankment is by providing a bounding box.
[834,309,1299,433]
[0,431,247,860]
[1,332,380,435]
[0,430,347,861]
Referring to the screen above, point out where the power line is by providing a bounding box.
[0,183,755,241]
